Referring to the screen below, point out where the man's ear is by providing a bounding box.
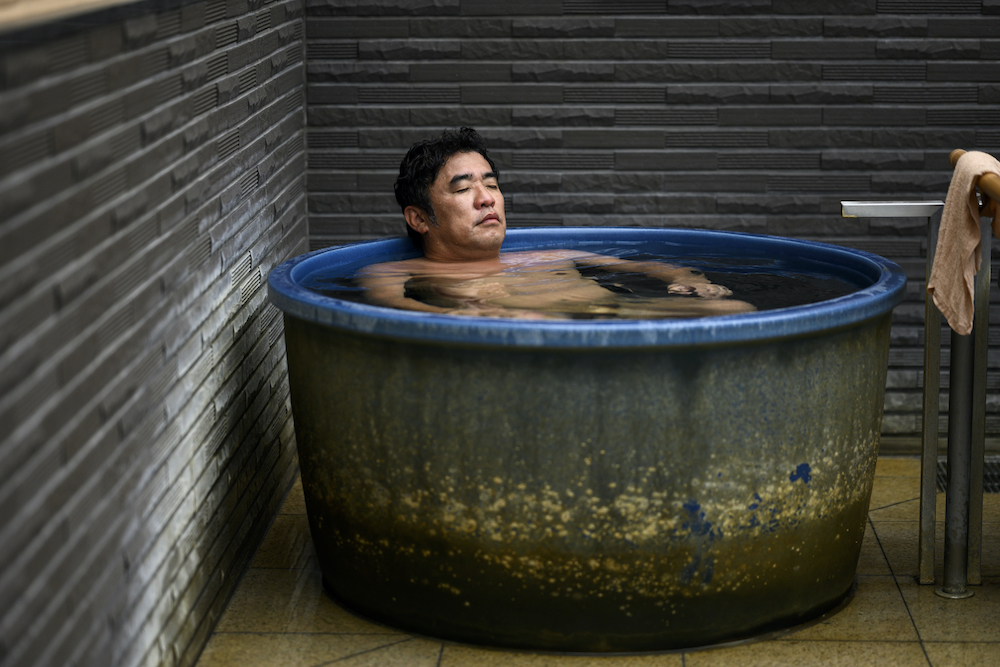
[403,206,431,234]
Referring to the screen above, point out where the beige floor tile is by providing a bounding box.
[867,488,919,521]
[875,457,921,478]
[902,576,1000,642]
[779,576,916,642]
[283,574,406,635]
[685,639,929,666]
[870,521,925,578]
[981,494,1000,523]
[215,567,393,635]
[279,477,307,515]
[856,521,892,576]
[215,568,316,633]
[872,519,1000,581]
[440,645,682,666]
[250,514,316,569]
[924,641,1000,667]
[927,492,998,524]
[334,637,444,665]
[195,633,413,667]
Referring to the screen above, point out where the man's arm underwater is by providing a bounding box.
[355,262,455,314]
[355,262,557,318]
[546,249,735,299]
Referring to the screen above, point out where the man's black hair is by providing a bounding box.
[394,127,499,247]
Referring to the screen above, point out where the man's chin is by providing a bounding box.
[475,222,505,237]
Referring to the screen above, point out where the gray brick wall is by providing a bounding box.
[0,1,305,666]
[303,0,1000,453]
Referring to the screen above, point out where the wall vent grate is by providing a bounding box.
[240,170,259,197]
[231,252,253,287]
[97,303,135,349]
[3,132,50,175]
[307,152,399,170]
[193,87,219,115]
[512,153,615,170]
[359,87,460,104]
[205,0,227,23]
[70,71,107,105]
[616,109,717,126]
[239,69,258,93]
[239,267,263,305]
[142,49,170,78]
[307,131,358,149]
[565,87,663,104]
[157,11,182,39]
[207,53,229,80]
[48,36,87,73]
[217,130,240,160]
[564,0,665,14]
[308,43,359,60]
[89,100,126,134]
[256,9,272,32]
[216,23,239,48]
[874,86,979,104]
[823,63,926,81]
[665,131,768,148]
[92,167,129,205]
[879,0,979,13]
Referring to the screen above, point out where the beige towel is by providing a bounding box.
[926,151,1000,335]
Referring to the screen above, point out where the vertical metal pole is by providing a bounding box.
[841,200,947,587]
[919,210,941,585]
[968,219,991,585]
[937,329,974,599]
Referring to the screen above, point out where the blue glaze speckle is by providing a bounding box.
[790,463,813,484]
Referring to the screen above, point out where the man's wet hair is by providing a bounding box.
[394,127,499,247]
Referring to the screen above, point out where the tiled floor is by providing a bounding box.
[195,457,1000,667]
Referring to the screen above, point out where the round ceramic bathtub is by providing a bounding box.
[267,227,907,652]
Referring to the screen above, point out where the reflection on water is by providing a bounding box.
[302,249,861,320]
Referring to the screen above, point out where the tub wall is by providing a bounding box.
[301,0,1000,453]
[0,1,306,666]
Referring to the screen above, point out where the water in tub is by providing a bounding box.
[302,244,862,320]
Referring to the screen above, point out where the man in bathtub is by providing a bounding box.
[357,127,755,320]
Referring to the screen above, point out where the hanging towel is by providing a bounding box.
[926,150,1000,335]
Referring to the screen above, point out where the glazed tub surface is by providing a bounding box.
[268,227,907,652]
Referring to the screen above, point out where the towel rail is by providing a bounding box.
[950,149,1000,209]
[841,194,987,591]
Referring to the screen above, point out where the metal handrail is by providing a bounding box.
[842,192,988,594]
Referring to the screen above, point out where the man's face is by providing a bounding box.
[418,151,506,262]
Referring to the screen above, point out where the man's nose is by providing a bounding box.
[475,183,495,208]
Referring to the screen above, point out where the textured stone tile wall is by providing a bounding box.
[0,1,306,666]
[303,0,1000,452]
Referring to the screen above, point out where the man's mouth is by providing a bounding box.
[477,212,501,225]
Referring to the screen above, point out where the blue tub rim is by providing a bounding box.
[267,227,907,348]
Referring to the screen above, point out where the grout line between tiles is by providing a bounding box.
[868,497,920,513]
[320,637,417,665]
[205,630,413,650]
[869,516,934,666]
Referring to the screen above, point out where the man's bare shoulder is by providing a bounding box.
[501,248,622,266]
[357,256,440,278]
[358,255,512,283]
[500,249,603,266]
